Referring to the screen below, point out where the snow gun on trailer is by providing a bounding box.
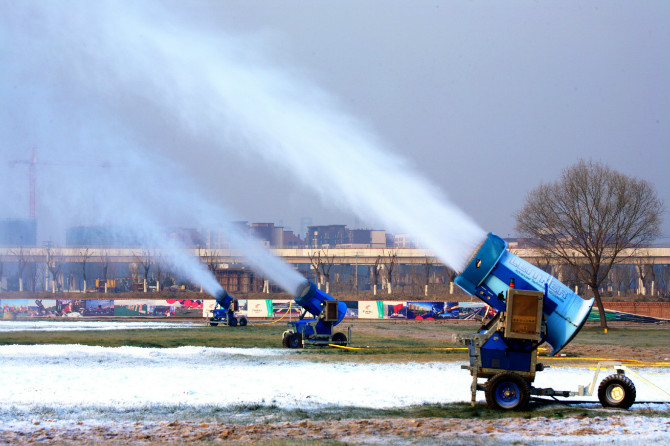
[282,279,350,348]
[456,232,638,410]
[208,289,248,327]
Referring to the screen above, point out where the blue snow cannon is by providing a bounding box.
[455,232,595,410]
[282,279,349,348]
[209,289,248,327]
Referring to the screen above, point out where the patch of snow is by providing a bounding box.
[0,344,668,444]
[0,320,198,332]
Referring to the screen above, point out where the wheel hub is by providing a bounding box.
[608,385,624,402]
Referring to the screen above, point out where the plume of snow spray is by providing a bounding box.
[1,0,485,276]
[0,1,307,296]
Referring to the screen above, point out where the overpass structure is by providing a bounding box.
[1,246,669,266]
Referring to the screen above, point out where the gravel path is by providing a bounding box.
[2,415,670,445]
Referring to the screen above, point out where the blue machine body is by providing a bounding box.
[290,280,347,335]
[474,334,534,372]
[455,232,594,355]
[213,289,235,320]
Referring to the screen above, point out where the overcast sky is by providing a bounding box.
[1,0,668,244]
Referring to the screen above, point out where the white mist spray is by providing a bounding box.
[1,1,486,276]
[0,1,307,296]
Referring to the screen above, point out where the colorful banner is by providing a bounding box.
[113,299,202,317]
[17,298,664,322]
[246,300,273,318]
[458,302,495,320]
[83,300,114,317]
[358,301,383,319]
[343,301,358,318]
[1,299,58,317]
[203,299,216,318]
[406,302,459,320]
[272,300,302,317]
[384,301,407,319]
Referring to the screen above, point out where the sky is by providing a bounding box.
[1,0,668,245]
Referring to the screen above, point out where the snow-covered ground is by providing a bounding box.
[0,320,198,332]
[0,345,668,443]
[1,345,668,413]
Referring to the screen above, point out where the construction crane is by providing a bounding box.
[7,147,38,218]
[8,148,112,219]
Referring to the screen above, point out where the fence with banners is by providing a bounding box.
[1,298,668,322]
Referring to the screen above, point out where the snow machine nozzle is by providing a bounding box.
[294,279,347,326]
[214,289,233,310]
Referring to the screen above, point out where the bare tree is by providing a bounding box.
[308,251,323,287]
[516,160,663,329]
[648,265,657,297]
[129,262,140,289]
[423,257,434,297]
[202,249,218,273]
[134,249,153,292]
[610,263,637,296]
[45,245,63,293]
[635,259,648,296]
[529,253,553,274]
[634,251,657,296]
[658,266,670,301]
[101,250,110,281]
[383,250,398,294]
[444,266,458,295]
[318,250,335,294]
[79,248,92,293]
[371,255,382,295]
[9,246,29,292]
[28,262,40,292]
[608,264,624,297]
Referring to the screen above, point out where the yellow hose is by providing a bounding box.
[326,345,468,351]
[253,301,293,325]
[325,346,670,367]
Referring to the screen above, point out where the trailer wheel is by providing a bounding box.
[598,374,636,409]
[485,372,530,410]
[287,332,303,349]
[331,332,347,346]
[228,317,238,327]
[239,317,248,327]
[208,322,219,327]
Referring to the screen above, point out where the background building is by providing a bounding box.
[0,219,37,246]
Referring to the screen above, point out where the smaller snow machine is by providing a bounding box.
[282,280,350,348]
[208,289,248,327]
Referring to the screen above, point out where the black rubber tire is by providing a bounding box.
[239,317,248,327]
[598,374,636,409]
[485,372,531,411]
[331,332,348,346]
[282,333,290,348]
[208,322,218,327]
[228,317,238,327]
[287,332,303,349]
